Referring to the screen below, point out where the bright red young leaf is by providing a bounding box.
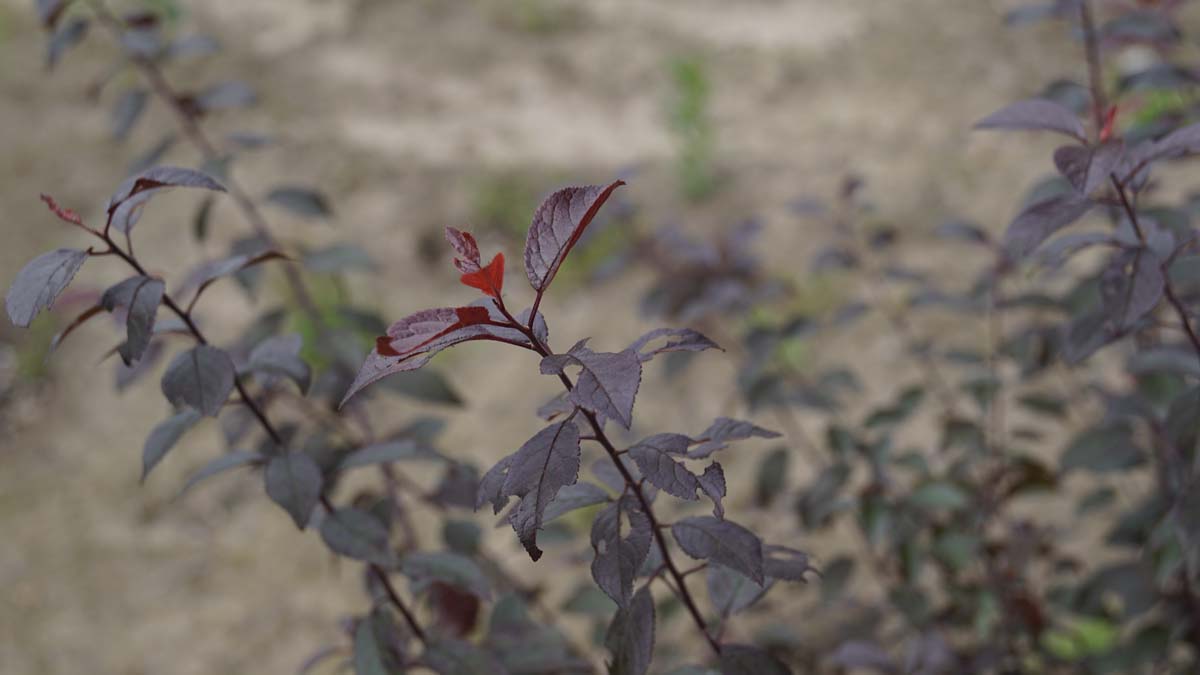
[459,252,505,298]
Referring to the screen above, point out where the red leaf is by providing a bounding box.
[459,253,505,298]
[40,193,85,227]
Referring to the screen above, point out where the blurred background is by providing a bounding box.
[0,0,1117,673]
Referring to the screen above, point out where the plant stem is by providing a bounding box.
[85,0,331,348]
[495,308,723,657]
[1079,0,1107,135]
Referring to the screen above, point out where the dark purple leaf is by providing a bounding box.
[1035,231,1115,268]
[974,98,1086,141]
[265,186,332,219]
[430,463,479,510]
[111,88,148,141]
[763,544,814,582]
[196,81,257,111]
[1102,248,1165,331]
[179,450,262,495]
[107,166,226,234]
[342,301,534,407]
[672,516,764,584]
[590,497,653,608]
[542,481,610,523]
[1003,191,1094,260]
[6,248,88,328]
[934,220,991,245]
[320,507,395,567]
[400,552,491,600]
[246,333,311,394]
[178,250,289,304]
[476,455,514,514]
[707,563,772,617]
[524,180,625,293]
[36,0,69,29]
[160,344,236,417]
[687,417,781,459]
[101,275,164,365]
[829,641,897,674]
[264,452,323,530]
[164,34,220,60]
[46,17,88,69]
[338,441,441,472]
[540,344,642,429]
[698,462,726,519]
[628,434,700,500]
[301,244,376,273]
[501,421,582,561]
[1053,141,1124,195]
[422,639,504,674]
[627,327,721,362]
[142,408,202,481]
[718,645,792,675]
[354,609,405,675]
[604,585,655,675]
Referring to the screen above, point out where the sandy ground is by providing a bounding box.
[0,0,1087,673]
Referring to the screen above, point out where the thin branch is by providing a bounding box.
[497,313,723,657]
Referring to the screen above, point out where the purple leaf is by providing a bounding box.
[180,451,262,495]
[604,585,655,675]
[399,552,491,600]
[719,645,792,675]
[36,0,69,29]
[196,81,257,112]
[476,455,514,514]
[6,248,89,328]
[46,17,88,69]
[142,408,202,481]
[627,327,721,362]
[540,344,642,429]
[524,180,625,293]
[707,563,772,617]
[501,421,582,561]
[342,301,533,407]
[246,333,311,394]
[672,516,764,584]
[974,98,1086,141]
[688,417,781,459]
[265,186,332,219]
[1102,247,1165,331]
[628,434,700,500]
[107,166,227,234]
[264,452,324,529]
[763,544,814,582]
[542,481,610,523]
[698,462,726,519]
[161,345,236,417]
[1053,141,1125,195]
[319,507,395,567]
[590,497,653,608]
[1003,191,1094,260]
[829,641,898,674]
[101,275,164,365]
[111,88,148,141]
